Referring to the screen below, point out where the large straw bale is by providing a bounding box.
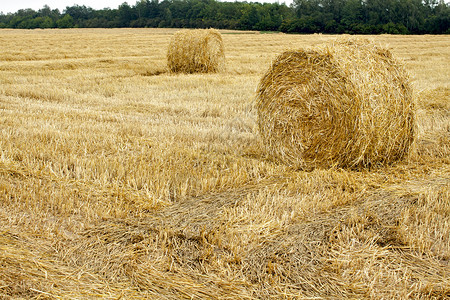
[256,38,416,169]
[167,28,225,73]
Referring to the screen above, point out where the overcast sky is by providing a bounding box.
[1,0,293,14]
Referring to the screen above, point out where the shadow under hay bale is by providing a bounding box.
[167,28,225,74]
[256,38,417,169]
[140,68,167,76]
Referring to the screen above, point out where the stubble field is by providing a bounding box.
[0,28,448,299]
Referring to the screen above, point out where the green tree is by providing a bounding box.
[56,14,74,28]
[34,16,55,28]
[239,4,261,30]
[118,2,136,26]
[0,0,446,33]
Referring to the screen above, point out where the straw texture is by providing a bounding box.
[256,38,417,169]
[167,28,225,73]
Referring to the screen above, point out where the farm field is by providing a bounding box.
[0,28,448,299]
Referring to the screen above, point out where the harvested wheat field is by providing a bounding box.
[0,28,448,299]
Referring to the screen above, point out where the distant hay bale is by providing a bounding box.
[167,29,225,73]
[256,38,416,169]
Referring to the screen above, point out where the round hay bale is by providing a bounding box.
[167,28,225,73]
[256,38,416,169]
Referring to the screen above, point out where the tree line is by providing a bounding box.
[0,0,448,34]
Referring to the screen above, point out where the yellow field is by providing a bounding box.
[0,28,448,299]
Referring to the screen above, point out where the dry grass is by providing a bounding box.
[167,28,225,73]
[0,28,448,299]
[256,38,416,169]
